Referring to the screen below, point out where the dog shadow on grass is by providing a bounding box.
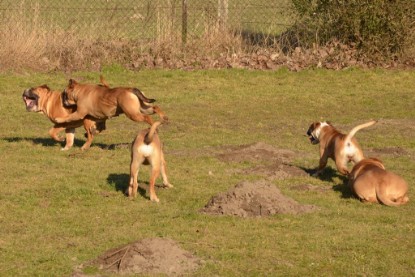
[2,136,128,150]
[301,166,354,198]
[106,173,148,199]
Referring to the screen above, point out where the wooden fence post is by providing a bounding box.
[218,0,228,30]
[182,0,187,45]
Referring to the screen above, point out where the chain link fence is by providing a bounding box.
[0,0,293,42]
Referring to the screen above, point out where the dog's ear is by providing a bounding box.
[40,84,50,91]
[326,121,332,125]
[68,79,77,88]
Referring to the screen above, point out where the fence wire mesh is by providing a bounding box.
[0,0,293,42]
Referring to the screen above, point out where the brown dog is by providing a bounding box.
[22,85,105,150]
[349,158,409,206]
[127,121,172,202]
[306,120,377,175]
[54,79,167,126]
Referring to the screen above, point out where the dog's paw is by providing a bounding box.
[150,195,160,203]
[61,146,70,151]
[164,183,173,188]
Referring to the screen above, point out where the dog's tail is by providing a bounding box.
[144,121,162,144]
[132,88,156,104]
[376,191,409,207]
[345,120,378,141]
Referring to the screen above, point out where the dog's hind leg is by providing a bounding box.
[335,158,349,175]
[149,166,161,202]
[128,155,144,198]
[81,119,95,151]
[160,151,173,188]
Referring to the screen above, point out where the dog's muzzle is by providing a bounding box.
[22,89,39,111]
[307,130,319,144]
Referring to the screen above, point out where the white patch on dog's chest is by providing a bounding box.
[138,144,154,157]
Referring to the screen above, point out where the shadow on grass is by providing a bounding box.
[2,136,129,150]
[301,165,354,198]
[106,173,147,199]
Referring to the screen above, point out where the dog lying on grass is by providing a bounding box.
[348,158,409,206]
[127,121,173,202]
[306,120,377,176]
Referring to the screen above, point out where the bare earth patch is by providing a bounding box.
[217,142,308,179]
[74,238,202,276]
[201,180,317,218]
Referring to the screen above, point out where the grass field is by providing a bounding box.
[0,67,415,276]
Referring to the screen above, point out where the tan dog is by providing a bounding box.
[22,85,105,150]
[349,158,409,206]
[127,121,172,202]
[54,79,167,126]
[306,120,377,175]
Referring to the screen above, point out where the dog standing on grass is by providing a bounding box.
[306,120,377,176]
[127,121,173,202]
[349,158,409,206]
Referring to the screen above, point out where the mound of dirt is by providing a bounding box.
[74,238,202,276]
[201,181,317,218]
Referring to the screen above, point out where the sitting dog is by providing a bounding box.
[127,121,173,202]
[54,79,168,126]
[306,120,377,175]
[22,84,105,150]
[349,158,409,206]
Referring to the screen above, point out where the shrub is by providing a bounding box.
[289,0,415,59]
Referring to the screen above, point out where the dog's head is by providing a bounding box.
[306,121,330,144]
[22,85,49,112]
[62,79,79,107]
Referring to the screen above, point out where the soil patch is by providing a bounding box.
[74,238,202,276]
[217,142,295,163]
[240,163,309,179]
[217,142,308,179]
[366,147,410,158]
[201,180,317,218]
[289,183,331,192]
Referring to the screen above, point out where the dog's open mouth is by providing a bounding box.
[308,134,319,144]
[22,89,39,111]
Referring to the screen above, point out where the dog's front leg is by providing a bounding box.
[54,112,85,124]
[49,126,65,142]
[313,148,328,176]
[61,128,76,151]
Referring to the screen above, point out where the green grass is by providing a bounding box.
[1,68,415,276]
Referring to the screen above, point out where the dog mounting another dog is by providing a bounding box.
[349,158,409,206]
[127,121,173,202]
[307,120,377,176]
[55,78,168,126]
